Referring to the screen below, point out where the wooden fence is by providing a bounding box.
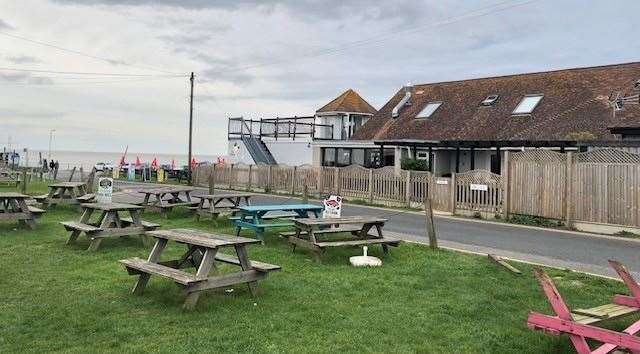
[193,148,640,229]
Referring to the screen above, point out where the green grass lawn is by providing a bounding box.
[0,182,636,353]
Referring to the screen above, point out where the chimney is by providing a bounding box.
[392,83,413,118]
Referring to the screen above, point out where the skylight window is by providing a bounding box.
[481,95,499,106]
[512,94,543,115]
[416,101,442,118]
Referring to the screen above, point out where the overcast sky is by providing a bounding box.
[1,0,639,156]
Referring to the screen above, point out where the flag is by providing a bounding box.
[135,156,141,167]
[171,159,176,170]
[151,158,158,170]
[191,157,197,169]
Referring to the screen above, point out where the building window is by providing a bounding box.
[480,95,499,106]
[352,149,365,166]
[416,101,442,119]
[513,94,543,115]
[337,148,351,166]
[323,148,336,166]
[416,151,429,160]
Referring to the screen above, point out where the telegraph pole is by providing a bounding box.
[188,72,194,185]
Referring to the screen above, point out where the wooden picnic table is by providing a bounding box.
[0,192,45,229]
[285,216,400,262]
[138,186,198,217]
[35,181,93,208]
[233,204,323,242]
[61,202,160,252]
[0,169,20,186]
[190,192,255,220]
[120,228,281,310]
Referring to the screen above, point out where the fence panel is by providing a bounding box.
[572,149,640,227]
[294,165,320,195]
[340,165,370,199]
[271,165,293,193]
[509,150,565,219]
[372,167,406,204]
[455,169,502,214]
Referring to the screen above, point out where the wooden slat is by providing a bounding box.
[60,221,101,232]
[315,237,400,248]
[214,253,281,272]
[294,216,387,226]
[120,258,201,285]
[147,229,260,248]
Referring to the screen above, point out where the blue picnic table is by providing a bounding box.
[232,204,323,242]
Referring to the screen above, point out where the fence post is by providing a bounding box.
[405,170,412,207]
[318,167,324,198]
[79,167,85,182]
[564,152,573,228]
[247,164,253,191]
[302,185,309,204]
[68,167,76,182]
[368,168,374,203]
[20,168,27,194]
[208,165,216,194]
[502,151,510,219]
[290,166,297,195]
[450,173,456,214]
[229,164,235,190]
[333,167,339,194]
[424,197,438,249]
[266,165,273,192]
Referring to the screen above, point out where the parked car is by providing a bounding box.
[94,162,114,171]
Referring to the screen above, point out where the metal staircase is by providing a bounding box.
[242,135,277,165]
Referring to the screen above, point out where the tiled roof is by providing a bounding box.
[316,89,377,115]
[352,62,640,142]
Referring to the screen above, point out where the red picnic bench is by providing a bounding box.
[527,260,640,354]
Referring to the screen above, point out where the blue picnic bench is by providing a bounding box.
[232,204,323,242]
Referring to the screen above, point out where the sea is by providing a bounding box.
[21,150,225,170]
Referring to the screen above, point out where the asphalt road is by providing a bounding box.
[115,181,640,278]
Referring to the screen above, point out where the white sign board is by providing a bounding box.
[97,177,113,203]
[322,195,342,219]
[436,179,448,185]
[470,183,489,191]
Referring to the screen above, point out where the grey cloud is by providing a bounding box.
[0,108,66,119]
[0,72,54,85]
[0,18,12,30]
[5,55,42,64]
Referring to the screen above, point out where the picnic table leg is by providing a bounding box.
[87,212,116,252]
[67,207,94,245]
[308,228,322,263]
[17,199,37,230]
[183,248,217,310]
[133,238,168,295]
[235,245,258,297]
[129,209,150,246]
[374,224,389,255]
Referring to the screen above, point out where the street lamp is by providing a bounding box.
[48,129,56,160]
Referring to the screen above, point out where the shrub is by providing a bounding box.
[401,158,429,171]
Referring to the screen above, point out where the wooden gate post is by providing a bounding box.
[450,173,456,214]
[302,185,309,204]
[405,170,412,207]
[290,166,296,195]
[68,167,76,182]
[424,197,438,249]
[368,168,374,203]
[20,168,27,194]
[266,165,273,192]
[564,152,573,228]
[333,167,340,194]
[247,164,253,191]
[208,166,216,194]
[502,151,510,219]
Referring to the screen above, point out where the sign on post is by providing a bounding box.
[470,183,488,191]
[96,177,113,203]
[322,195,342,219]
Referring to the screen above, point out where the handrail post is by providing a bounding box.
[293,116,297,141]
[275,117,279,140]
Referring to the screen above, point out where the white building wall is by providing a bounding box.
[264,140,313,165]
[227,139,255,164]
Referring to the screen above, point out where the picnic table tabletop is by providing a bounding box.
[147,228,260,248]
[80,202,144,212]
[194,193,256,199]
[0,192,30,199]
[48,182,87,188]
[294,216,388,226]
[138,187,194,195]
[238,204,323,213]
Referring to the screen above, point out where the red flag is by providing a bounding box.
[191,157,197,169]
[171,159,176,169]
[135,156,141,167]
[151,158,158,170]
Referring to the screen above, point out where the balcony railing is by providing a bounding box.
[228,116,334,141]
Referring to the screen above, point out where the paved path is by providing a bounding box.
[114,181,640,278]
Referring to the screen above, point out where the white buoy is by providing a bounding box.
[349,246,382,267]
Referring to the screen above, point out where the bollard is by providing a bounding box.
[424,197,438,249]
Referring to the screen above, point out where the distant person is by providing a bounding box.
[49,160,56,179]
[42,159,48,172]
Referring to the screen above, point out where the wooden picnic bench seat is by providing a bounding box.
[76,193,95,202]
[279,225,364,238]
[60,221,101,233]
[214,253,281,272]
[315,237,400,248]
[33,194,49,202]
[27,206,46,216]
[121,257,204,285]
[229,213,297,221]
[119,217,160,230]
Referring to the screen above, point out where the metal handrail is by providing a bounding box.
[228,117,333,140]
